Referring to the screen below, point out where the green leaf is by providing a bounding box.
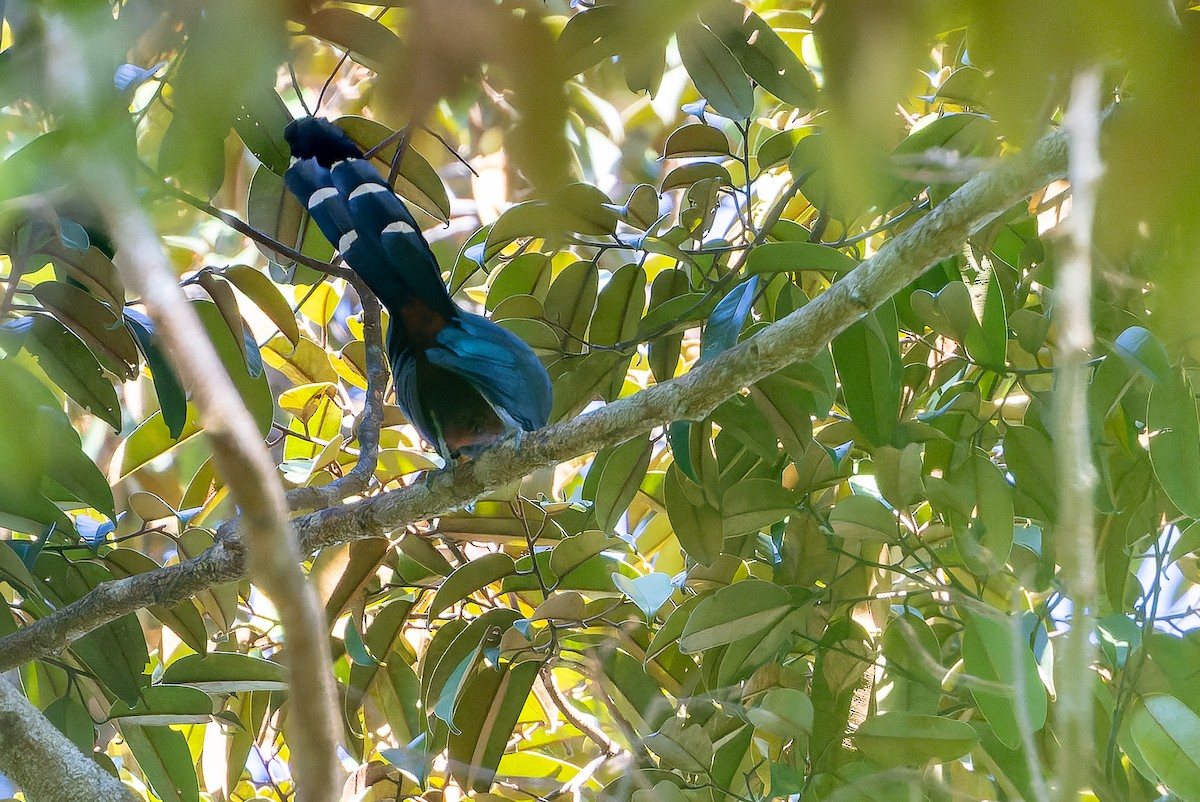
[677,20,754,120]
[345,617,376,667]
[1004,426,1057,521]
[854,713,978,766]
[701,1,818,110]
[621,184,663,230]
[0,314,120,430]
[193,301,274,434]
[711,607,795,681]
[122,723,200,802]
[543,260,598,356]
[1128,694,1200,801]
[830,494,897,542]
[125,310,187,440]
[963,268,1007,366]
[633,781,691,802]
[832,306,900,447]
[427,553,518,621]
[159,116,226,200]
[952,453,1015,575]
[303,7,402,71]
[721,479,796,537]
[195,272,250,369]
[549,530,625,579]
[1114,325,1171,384]
[220,265,300,346]
[961,609,1047,750]
[263,334,338,386]
[934,66,985,105]
[757,128,809,170]
[661,161,732,192]
[109,685,214,726]
[485,253,553,312]
[246,163,333,280]
[345,597,418,730]
[57,219,88,251]
[663,123,731,158]
[613,572,674,617]
[423,609,521,728]
[745,241,860,275]
[588,435,653,531]
[664,463,723,565]
[646,593,708,663]
[702,277,757,360]
[45,694,95,753]
[38,406,114,518]
[118,406,203,479]
[645,717,714,774]
[46,244,126,311]
[873,443,923,508]
[447,660,542,792]
[590,263,646,347]
[233,88,292,174]
[679,579,792,653]
[881,612,943,715]
[32,281,138,379]
[161,652,288,693]
[646,268,690,382]
[746,687,814,739]
[911,278,977,344]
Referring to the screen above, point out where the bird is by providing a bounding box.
[283,116,553,461]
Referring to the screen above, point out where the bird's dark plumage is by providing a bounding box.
[283,116,553,460]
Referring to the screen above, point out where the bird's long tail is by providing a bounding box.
[283,117,455,319]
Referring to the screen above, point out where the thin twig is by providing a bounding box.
[285,284,389,512]
[141,164,354,281]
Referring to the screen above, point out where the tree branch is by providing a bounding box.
[285,282,389,512]
[93,180,342,802]
[0,678,138,802]
[1053,67,1103,802]
[38,16,342,802]
[0,110,1072,680]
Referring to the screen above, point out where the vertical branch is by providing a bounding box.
[1053,66,1104,802]
[97,190,342,800]
[42,16,341,802]
[286,280,388,511]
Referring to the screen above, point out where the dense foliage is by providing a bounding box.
[2,1,1200,800]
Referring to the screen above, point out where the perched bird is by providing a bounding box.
[283,116,553,460]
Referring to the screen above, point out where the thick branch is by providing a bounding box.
[94,179,342,802]
[1053,68,1103,802]
[0,679,138,802]
[39,17,341,801]
[0,113,1071,675]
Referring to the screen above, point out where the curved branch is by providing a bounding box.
[94,178,342,802]
[38,16,343,796]
[285,282,389,512]
[0,115,1071,678]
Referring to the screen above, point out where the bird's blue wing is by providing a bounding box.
[425,312,553,432]
[389,343,443,455]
